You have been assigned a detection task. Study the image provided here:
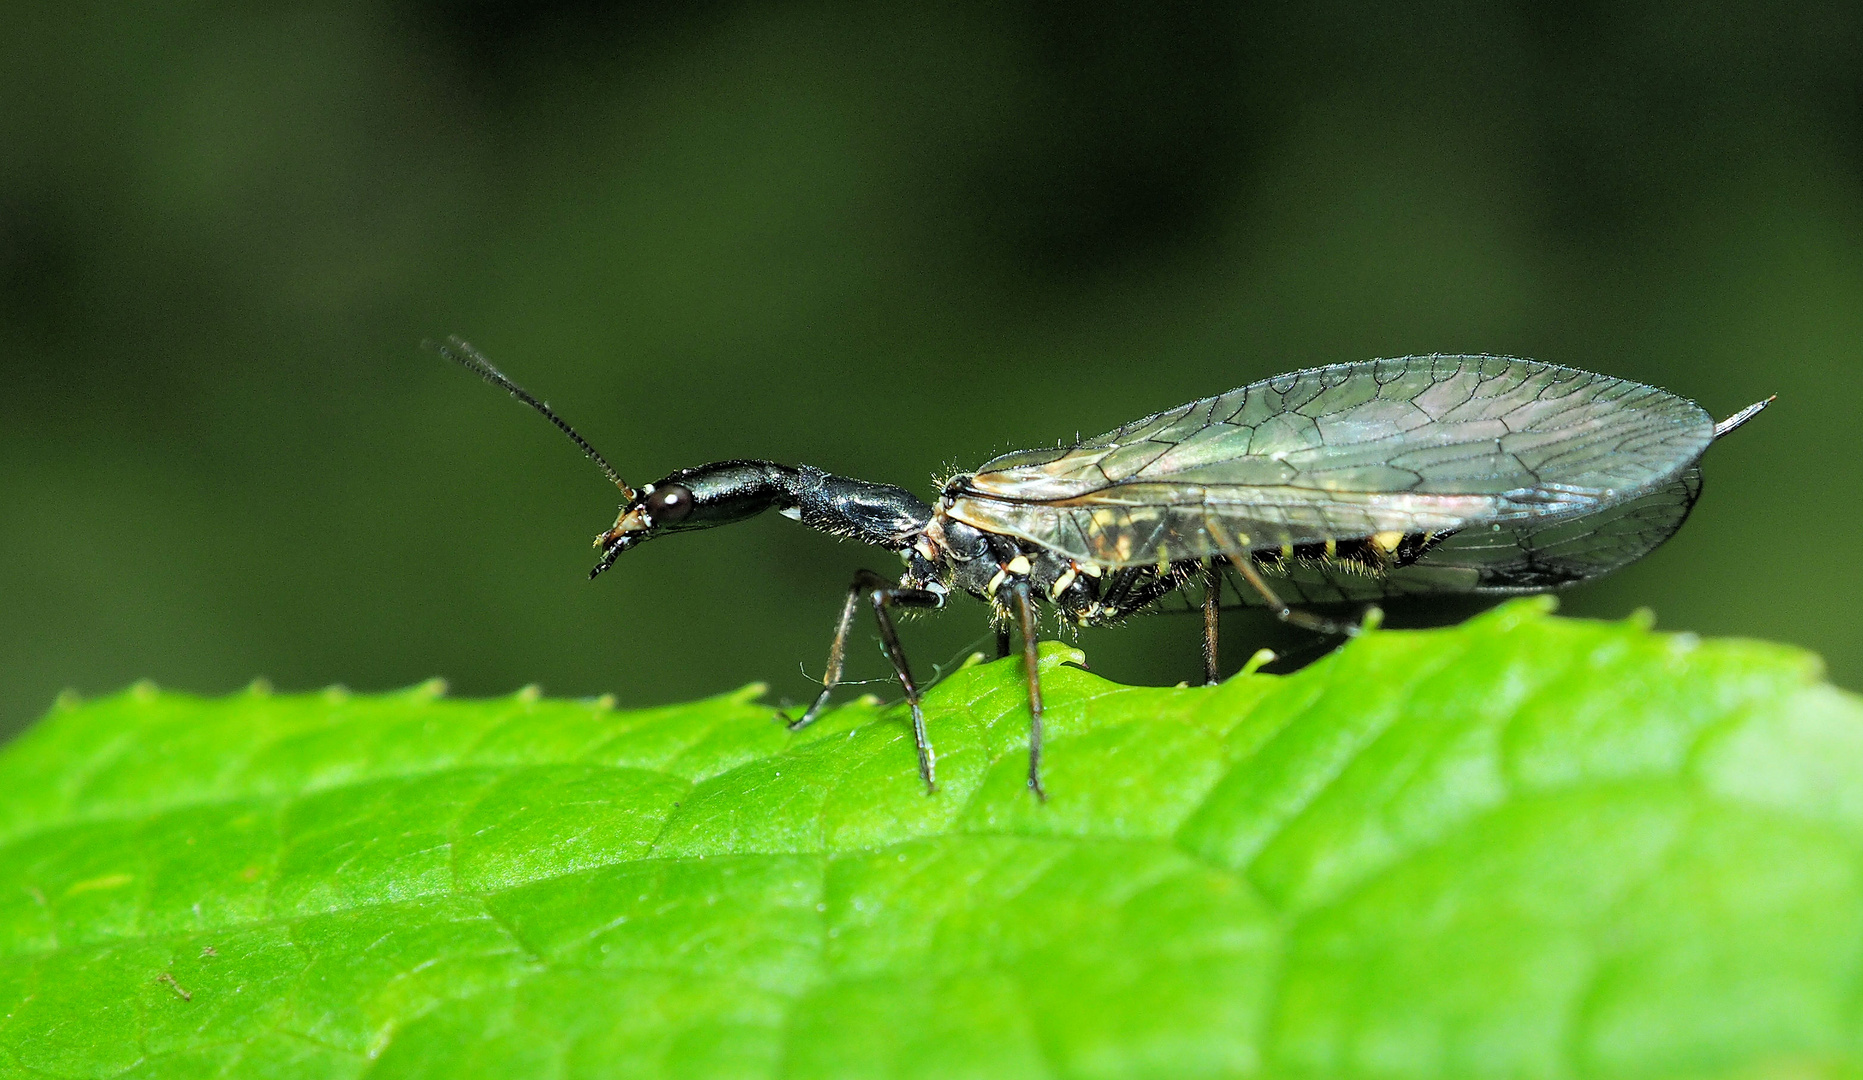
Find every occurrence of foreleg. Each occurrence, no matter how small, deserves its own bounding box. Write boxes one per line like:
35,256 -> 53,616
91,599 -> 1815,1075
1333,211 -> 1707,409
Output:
784,569 -> 944,792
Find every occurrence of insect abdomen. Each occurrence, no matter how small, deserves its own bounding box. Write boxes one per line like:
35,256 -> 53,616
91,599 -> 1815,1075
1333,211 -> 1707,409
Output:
1252,530 -> 1451,573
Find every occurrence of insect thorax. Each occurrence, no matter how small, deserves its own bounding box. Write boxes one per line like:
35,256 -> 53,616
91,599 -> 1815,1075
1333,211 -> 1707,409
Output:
911,512 -> 1185,625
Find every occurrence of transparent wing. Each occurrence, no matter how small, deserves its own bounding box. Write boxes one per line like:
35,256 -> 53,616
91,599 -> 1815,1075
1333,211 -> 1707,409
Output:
1216,467 -> 1704,605
947,354 -> 1715,568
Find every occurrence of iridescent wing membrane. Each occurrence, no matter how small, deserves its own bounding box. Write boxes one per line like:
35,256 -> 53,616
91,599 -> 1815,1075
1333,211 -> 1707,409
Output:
945,354 -> 1716,602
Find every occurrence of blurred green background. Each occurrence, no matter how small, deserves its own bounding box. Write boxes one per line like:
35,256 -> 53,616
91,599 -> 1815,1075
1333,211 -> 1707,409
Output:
2,2 -> 1858,740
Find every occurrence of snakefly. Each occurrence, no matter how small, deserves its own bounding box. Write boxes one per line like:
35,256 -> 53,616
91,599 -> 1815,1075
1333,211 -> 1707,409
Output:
437,341 -> 1771,801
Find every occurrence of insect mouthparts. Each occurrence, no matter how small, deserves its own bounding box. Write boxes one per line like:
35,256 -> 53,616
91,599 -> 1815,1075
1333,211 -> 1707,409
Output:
589,539 -> 626,579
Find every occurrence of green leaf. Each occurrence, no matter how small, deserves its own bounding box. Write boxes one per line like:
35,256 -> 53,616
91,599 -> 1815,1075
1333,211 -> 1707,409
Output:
2,597 -> 1861,1079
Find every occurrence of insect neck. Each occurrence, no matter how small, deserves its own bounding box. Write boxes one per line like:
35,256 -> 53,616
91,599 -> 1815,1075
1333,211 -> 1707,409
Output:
752,462 -> 934,550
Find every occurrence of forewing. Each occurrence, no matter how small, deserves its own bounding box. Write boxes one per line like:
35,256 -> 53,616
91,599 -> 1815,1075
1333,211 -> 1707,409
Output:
950,354 -> 1715,567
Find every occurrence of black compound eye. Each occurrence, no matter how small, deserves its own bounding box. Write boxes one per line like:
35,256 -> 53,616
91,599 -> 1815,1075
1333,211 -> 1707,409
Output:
644,483 -> 695,524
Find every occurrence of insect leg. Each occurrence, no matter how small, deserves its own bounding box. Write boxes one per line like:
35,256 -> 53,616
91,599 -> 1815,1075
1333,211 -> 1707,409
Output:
1204,519 -> 1357,637
1007,578 -> 1049,802
785,571 -> 943,792
1202,559 -> 1221,685
1227,554 -> 1358,636
865,579 -> 944,794
784,576 -> 868,732
995,626 -> 1012,660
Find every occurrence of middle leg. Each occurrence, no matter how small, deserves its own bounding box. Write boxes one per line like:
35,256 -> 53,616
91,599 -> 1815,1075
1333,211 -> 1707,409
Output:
1006,578 -> 1049,802
1202,558 -> 1221,685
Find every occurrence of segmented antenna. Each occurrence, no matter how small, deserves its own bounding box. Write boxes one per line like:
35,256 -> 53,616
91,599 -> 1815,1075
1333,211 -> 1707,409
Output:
429,336 -> 637,500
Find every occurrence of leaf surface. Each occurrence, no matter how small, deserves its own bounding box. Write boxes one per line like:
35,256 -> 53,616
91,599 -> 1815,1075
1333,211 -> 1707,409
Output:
2,598 -> 1860,1079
